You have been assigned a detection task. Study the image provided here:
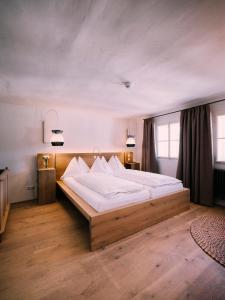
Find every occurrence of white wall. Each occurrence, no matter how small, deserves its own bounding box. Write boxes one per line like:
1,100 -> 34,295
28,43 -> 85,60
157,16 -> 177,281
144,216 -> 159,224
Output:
0,102 -> 128,203
134,118 -> 144,163
2,100 -> 225,203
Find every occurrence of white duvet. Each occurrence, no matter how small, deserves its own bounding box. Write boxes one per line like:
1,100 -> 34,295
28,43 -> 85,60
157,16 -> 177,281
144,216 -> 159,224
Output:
74,172 -> 144,198
114,169 -> 181,187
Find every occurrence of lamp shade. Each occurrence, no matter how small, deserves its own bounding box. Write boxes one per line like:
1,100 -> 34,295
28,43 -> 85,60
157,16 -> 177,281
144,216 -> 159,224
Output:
126,135 -> 135,147
51,130 -> 64,146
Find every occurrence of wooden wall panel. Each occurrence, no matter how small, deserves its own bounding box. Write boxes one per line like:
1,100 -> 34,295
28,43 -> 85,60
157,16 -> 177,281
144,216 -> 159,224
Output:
55,152 -> 125,179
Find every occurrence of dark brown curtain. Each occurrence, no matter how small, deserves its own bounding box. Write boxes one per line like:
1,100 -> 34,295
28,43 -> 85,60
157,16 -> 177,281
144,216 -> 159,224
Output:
142,118 -> 158,173
176,104 -> 213,205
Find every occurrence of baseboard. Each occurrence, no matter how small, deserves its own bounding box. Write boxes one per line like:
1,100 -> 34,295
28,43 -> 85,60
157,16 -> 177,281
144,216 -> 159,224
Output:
11,199 -> 37,207
215,199 -> 225,207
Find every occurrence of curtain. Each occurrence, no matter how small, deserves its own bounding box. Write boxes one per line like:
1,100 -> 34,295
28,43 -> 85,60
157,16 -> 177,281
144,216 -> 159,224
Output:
142,118 -> 158,173
176,104 -> 213,205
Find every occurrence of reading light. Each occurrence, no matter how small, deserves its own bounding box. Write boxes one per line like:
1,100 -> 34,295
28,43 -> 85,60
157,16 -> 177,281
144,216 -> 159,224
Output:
125,151 -> 133,162
42,154 -> 50,168
51,130 -> 64,146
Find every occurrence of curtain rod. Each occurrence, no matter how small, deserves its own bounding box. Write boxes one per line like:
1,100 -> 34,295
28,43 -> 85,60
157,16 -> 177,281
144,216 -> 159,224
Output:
145,98 -> 225,119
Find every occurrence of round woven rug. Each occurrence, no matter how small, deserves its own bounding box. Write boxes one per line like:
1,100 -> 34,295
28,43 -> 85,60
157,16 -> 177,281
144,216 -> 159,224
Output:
190,215 -> 225,267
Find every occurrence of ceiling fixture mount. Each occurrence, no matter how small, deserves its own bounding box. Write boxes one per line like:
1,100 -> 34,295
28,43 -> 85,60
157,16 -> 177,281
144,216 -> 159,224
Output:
122,81 -> 131,88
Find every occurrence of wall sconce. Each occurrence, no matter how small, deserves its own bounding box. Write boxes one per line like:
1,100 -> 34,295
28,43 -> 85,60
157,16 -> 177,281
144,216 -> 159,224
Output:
126,129 -> 135,147
43,109 -> 64,146
51,130 -> 64,146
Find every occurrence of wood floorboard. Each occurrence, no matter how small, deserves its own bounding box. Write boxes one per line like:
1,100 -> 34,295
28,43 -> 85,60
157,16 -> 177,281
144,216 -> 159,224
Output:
0,199 -> 225,300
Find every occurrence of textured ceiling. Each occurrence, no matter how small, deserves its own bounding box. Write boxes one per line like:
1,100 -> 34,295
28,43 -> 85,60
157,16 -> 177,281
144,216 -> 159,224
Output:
1,0 -> 225,116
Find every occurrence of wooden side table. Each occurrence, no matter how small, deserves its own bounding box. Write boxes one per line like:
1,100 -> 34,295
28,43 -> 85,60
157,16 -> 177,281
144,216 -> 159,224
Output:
0,168 -> 10,242
124,162 -> 140,170
37,168 -> 56,204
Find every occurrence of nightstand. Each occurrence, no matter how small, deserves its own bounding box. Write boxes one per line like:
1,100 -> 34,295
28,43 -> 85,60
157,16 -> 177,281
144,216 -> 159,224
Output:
124,162 -> 140,170
37,168 -> 56,204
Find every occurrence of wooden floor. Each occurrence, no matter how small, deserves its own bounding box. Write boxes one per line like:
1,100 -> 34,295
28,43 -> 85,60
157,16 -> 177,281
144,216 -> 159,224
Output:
0,199 -> 225,300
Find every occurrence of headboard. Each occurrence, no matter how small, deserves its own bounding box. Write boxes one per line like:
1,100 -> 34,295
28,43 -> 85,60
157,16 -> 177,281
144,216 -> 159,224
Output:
37,152 -> 125,180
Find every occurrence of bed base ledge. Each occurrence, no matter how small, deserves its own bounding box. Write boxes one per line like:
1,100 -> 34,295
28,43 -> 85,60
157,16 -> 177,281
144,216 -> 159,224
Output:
57,180 -> 190,251
89,188 -> 190,250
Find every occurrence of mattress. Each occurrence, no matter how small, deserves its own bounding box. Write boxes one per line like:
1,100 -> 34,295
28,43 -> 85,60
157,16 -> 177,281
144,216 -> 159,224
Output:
63,177 -> 184,212
147,183 -> 183,198
63,177 -> 150,212
113,169 -> 184,197
114,169 -> 182,187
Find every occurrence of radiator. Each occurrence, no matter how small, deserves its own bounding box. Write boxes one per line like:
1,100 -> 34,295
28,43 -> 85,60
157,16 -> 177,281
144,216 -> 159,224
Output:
214,169 -> 225,199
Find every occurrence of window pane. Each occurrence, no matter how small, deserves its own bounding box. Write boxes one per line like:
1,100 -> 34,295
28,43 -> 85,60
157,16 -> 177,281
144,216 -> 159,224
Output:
218,115 -> 225,138
170,123 -> 180,140
158,125 -> 168,141
170,141 -> 179,158
157,141 -> 169,157
217,139 -> 225,161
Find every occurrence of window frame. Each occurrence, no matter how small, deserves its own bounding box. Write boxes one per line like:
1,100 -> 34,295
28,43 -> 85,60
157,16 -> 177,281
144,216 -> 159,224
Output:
216,114 -> 225,163
156,122 -> 180,159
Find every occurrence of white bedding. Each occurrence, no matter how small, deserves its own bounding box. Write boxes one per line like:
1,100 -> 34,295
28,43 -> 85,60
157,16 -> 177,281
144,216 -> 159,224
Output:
62,177 -> 183,213
63,177 -> 150,212
149,183 -> 183,197
74,172 -> 143,198
113,169 -> 181,187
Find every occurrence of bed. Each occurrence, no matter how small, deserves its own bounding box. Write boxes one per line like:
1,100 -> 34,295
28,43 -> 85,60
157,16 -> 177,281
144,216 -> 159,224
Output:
37,152 -> 190,250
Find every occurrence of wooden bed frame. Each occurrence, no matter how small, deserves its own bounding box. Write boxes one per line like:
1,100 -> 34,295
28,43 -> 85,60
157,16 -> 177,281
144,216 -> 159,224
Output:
37,152 -> 190,250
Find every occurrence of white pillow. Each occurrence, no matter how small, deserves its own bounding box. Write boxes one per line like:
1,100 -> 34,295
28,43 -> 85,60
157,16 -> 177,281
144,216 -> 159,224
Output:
78,157 -> 90,173
108,156 -> 119,171
61,157 -> 81,179
115,155 -> 125,170
90,157 -> 106,173
101,156 -> 113,174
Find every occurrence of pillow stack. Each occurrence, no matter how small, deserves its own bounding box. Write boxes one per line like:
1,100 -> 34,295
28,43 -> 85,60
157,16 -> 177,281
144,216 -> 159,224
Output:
108,155 -> 125,171
61,155 -> 125,179
61,156 -> 90,179
90,156 -> 112,174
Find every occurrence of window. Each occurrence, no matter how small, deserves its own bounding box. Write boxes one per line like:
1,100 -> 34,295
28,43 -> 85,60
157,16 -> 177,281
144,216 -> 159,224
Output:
157,125 -> 169,157
157,123 -> 180,158
217,115 -> 225,162
170,123 -> 180,158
